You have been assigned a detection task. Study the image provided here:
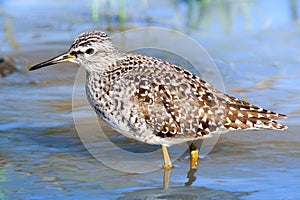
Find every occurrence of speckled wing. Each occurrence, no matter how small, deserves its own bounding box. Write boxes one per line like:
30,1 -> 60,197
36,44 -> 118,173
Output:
123,54 -> 227,138
116,54 -> 287,139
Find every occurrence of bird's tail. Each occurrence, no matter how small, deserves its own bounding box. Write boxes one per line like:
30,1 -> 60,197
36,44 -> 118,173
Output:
223,97 -> 287,131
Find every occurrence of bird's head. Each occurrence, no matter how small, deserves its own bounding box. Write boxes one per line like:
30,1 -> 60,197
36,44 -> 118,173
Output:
29,30 -> 123,72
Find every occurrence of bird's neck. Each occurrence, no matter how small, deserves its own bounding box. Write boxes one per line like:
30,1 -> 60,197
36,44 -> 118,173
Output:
85,56 -> 124,83
83,52 -> 126,74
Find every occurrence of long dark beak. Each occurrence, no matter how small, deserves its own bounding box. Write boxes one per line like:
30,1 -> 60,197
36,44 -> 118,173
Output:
29,52 -> 76,71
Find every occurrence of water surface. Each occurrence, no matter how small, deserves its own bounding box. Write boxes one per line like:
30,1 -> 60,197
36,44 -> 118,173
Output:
1,0 -> 300,199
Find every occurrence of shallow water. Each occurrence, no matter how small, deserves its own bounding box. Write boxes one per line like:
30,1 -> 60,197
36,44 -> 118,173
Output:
1,0 -> 300,199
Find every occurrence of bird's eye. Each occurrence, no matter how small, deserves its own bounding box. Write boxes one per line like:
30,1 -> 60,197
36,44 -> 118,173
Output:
69,51 -> 77,56
85,48 -> 95,55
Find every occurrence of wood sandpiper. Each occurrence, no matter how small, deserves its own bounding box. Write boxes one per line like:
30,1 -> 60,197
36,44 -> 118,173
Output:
29,30 -> 287,169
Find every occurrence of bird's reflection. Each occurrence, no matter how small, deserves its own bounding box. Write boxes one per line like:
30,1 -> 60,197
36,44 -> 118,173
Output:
163,168 -> 172,189
163,162 -> 199,189
163,142 -> 199,188
185,168 -> 198,186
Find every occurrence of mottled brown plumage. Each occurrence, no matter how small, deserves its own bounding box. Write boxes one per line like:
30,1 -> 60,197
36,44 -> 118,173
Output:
29,30 -> 287,168
83,49 -> 287,147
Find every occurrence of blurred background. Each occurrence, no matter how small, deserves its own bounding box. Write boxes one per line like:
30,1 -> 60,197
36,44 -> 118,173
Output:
0,0 -> 300,199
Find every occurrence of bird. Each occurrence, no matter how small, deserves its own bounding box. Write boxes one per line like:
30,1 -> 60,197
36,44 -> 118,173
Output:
29,30 -> 287,169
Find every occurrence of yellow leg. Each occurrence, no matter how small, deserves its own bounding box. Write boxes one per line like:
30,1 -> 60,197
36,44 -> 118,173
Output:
189,143 -> 199,169
162,145 -> 172,169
